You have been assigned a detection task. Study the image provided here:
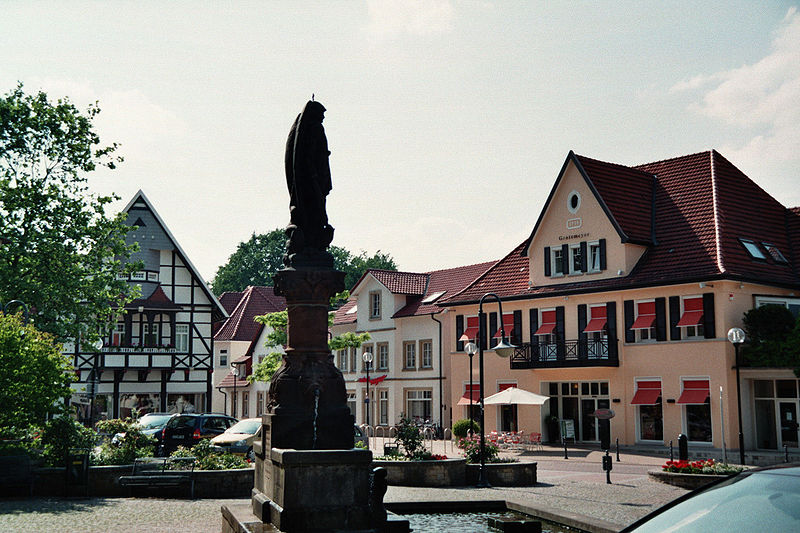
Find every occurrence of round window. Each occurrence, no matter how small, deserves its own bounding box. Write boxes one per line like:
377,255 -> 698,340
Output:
567,190 -> 581,213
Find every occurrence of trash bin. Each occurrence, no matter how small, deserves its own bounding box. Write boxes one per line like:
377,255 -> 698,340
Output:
65,448 -> 90,497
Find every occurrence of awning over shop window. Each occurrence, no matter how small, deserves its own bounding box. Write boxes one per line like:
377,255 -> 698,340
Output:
676,297 -> 704,327
534,310 -> 557,335
631,380 -> 661,405
493,314 -> 515,338
459,316 -> 480,342
583,306 -> 607,333
631,301 -> 656,329
677,380 -> 710,404
457,386 -> 481,406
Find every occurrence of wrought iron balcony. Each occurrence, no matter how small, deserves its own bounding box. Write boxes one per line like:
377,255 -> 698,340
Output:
510,338 -> 619,369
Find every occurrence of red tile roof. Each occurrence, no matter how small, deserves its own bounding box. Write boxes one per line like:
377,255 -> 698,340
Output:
333,298 -> 358,326
366,270 -> 429,295
218,291 -> 244,314
217,355 -> 252,388
448,150 -> 800,304
214,286 -> 286,342
393,261 -> 496,318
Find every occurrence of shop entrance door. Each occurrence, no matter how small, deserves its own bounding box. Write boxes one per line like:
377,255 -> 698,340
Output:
580,398 -> 610,442
779,402 -> 799,448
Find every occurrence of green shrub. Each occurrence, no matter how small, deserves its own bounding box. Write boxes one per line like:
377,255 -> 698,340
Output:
92,418 -> 155,465
169,439 -> 249,470
395,415 -> 424,459
40,417 -> 97,467
452,418 -> 479,439
455,437 -> 516,464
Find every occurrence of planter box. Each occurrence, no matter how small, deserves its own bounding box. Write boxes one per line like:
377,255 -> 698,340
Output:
466,462 -> 537,486
372,458 -> 537,487
648,470 -> 734,490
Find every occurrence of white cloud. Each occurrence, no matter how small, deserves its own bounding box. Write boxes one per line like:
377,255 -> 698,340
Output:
673,8 -> 800,164
366,0 -> 453,38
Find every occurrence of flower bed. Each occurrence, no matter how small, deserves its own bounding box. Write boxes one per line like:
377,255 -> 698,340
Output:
649,459 -> 743,490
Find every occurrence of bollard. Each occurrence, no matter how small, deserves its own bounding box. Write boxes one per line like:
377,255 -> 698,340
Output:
785,444 -> 790,463
678,433 -> 688,461
616,437 -> 620,462
564,439 -> 568,460
602,449 -> 612,484
669,440 -> 673,462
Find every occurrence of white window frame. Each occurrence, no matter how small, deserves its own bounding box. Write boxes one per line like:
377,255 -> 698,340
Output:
403,342 -> 416,370
111,323 -> 125,346
634,378 -> 663,443
219,350 -> 228,367
420,340 -> 433,369
338,349 -> 348,372
635,299 -> 657,342
143,322 -> 159,346
131,271 -> 146,281
588,241 -> 601,272
378,343 -> 389,370
680,296 -> 705,339
147,271 -> 159,282
569,244 -> 582,275
369,291 -> 381,319
116,272 -> 128,280
175,324 -> 190,352
552,248 -> 565,277
405,389 -> 432,422
379,389 -> 389,425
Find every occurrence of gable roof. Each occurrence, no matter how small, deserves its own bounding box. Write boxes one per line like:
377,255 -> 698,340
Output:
448,150 -> 800,304
521,151 -> 655,256
353,269 -> 430,296
122,190 -> 227,320
214,286 -> 286,342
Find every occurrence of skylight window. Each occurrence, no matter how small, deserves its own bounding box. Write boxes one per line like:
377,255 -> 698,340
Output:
762,242 -> 788,264
346,304 -> 358,315
421,291 -> 446,304
739,238 -> 766,260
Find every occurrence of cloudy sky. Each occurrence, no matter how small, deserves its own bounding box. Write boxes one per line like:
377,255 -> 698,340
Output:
2,1 -> 798,284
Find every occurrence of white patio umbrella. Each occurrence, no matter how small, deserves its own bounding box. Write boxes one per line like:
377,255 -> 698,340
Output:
482,386 -> 549,405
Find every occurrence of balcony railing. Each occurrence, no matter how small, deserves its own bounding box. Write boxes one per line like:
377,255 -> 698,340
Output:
101,345 -> 177,353
510,338 -> 619,369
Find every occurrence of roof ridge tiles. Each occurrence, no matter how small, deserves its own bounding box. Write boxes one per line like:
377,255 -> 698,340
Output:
632,149 -> 713,169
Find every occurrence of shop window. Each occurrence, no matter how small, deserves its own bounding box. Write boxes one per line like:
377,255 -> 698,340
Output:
632,380 -> 662,442
678,379 -> 711,443
406,390 -> 432,422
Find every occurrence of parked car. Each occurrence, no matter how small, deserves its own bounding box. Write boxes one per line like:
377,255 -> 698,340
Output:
210,418 -> 262,460
159,413 -> 237,456
354,424 -> 368,448
621,464 -> 800,532
112,412 -> 173,447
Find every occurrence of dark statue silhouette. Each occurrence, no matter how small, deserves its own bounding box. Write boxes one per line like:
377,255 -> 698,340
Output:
284,100 -> 334,268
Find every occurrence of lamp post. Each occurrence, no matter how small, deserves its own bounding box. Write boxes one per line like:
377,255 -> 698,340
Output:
476,293 -> 516,488
1,300 -> 30,323
362,351 -> 373,428
88,338 -> 103,428
464,342 -> 478,437
231,363 -> 240,418
728,327 -> 746,465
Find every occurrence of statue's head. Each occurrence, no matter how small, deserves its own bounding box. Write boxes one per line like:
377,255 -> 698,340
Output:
304,101 -> 326,123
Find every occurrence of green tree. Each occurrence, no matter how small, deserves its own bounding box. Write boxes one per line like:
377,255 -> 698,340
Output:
742,304 -> 800,376
0,312 -> 75,431
0,84 -> 138,342
211,228 -> 397,294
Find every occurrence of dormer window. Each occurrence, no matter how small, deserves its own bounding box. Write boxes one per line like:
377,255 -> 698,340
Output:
739,238 -> 766,260
544,239 -> 605,278
762,242 -> 788,264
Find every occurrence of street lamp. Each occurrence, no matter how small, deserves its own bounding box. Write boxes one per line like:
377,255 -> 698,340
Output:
231,363 -> 240,418
1,300 -> 30,323
464,342 -> 478,437
88,338 -> 103,427
477,293 -> 516,487
362,351 -> 374,428
728,327 -> 746,465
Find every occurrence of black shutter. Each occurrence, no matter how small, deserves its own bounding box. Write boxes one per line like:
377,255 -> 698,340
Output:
513,310 -> 522,345
561,244 -> 569,274
555,306 -> 565,360
703,293 -> 716,338
577,304 -> 588,359
580,241 -> 588,272
479,312 -> 487,351
544,247 -> 551,276
655,297 -> 667,341
529,308 -> 539,361
624,299 -> 635,343
456,314 -> 464,352
489,312 -> 498,349
606,302 -> 618,360
599,238 -> 607,271
669,296 -> 681,341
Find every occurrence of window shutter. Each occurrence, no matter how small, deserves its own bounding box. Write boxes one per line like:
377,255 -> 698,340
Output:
606,301 -> 618,359
577,304 -> 587,359
580,241 -> 588,272
456,314 -> 464,352
669,296 -> 681,341
599,238 -> 607,270
555,306 -> 565,360
479,312 -> 487,351
624,299 -> 635,343
561,244 -> 569,273
655,297 -> 667,341
529,308 -> 538,344
513,310 -> 522,345
489,312 -> 498,349
544,247 -> 551,276
703,293 -> 716,338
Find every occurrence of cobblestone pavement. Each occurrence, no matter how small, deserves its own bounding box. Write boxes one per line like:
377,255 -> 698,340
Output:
0,443 -> 686,532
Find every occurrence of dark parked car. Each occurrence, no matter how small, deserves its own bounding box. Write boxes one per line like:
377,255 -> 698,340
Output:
159,413 -> 237,455
112,412 -> 173,447
621,464 -> 800,532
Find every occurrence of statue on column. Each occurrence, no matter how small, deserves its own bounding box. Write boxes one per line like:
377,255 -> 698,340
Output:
284,100 -> 335,268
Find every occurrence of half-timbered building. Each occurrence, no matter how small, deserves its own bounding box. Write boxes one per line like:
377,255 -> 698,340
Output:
69,190 -> 227,421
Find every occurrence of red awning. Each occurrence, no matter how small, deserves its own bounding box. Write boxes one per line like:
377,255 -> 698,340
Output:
631,381 -> 661,405
460,316 -> 480,342
584,306 -> 607,333
677,380 -> 710,404
357,374 -> 387,386
457,390 -> 481,406
493,314 -> 515,338
631,301 -> 656,330
535,310 -> 556,335
677,298 -> 704,327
